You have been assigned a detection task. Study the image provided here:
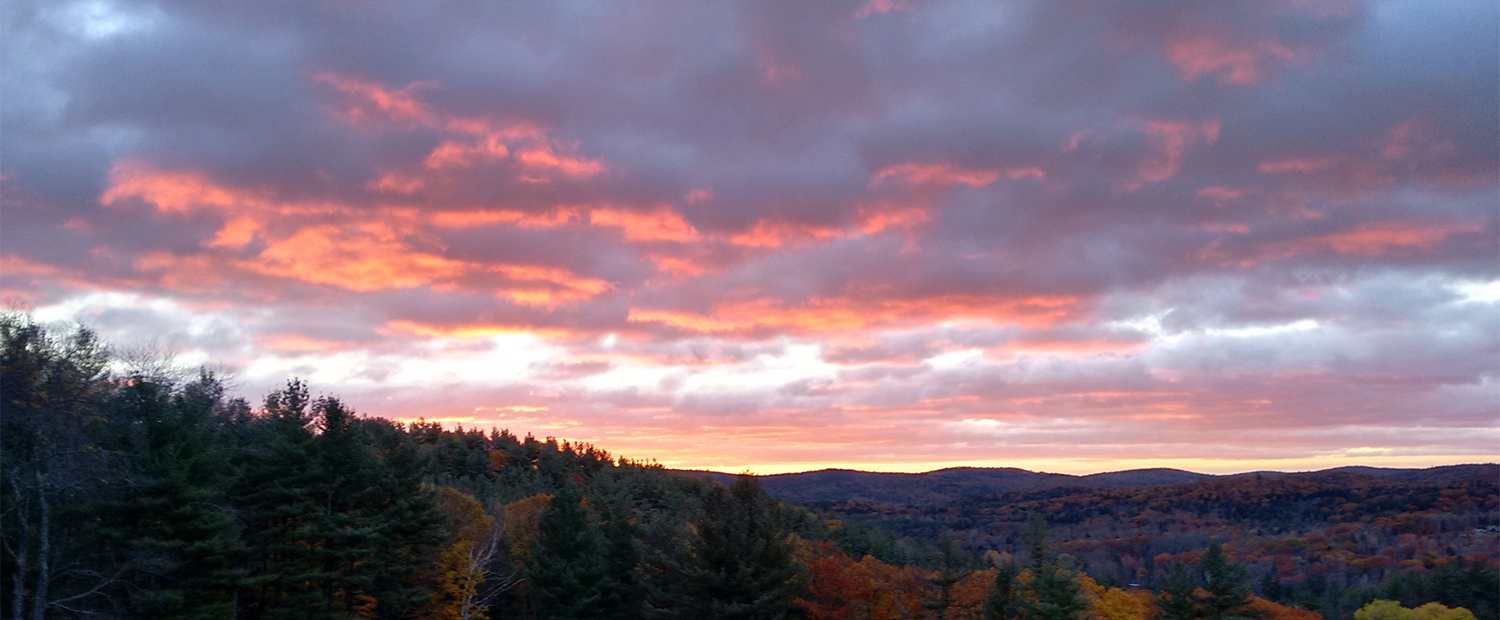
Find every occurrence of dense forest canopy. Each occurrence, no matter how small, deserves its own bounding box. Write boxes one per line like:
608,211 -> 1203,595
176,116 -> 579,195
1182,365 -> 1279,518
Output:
2,314 -> 1495,620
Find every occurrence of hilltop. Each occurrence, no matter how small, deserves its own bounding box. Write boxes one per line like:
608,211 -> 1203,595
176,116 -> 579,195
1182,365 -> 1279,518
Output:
680,463 -> 1498,505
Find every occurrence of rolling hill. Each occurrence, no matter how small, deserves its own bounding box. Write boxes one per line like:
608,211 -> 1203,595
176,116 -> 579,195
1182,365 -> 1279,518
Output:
679,463 -> 1497,505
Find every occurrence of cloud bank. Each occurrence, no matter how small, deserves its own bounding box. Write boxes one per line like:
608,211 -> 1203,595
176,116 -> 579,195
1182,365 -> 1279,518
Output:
3,0 -> 1496,473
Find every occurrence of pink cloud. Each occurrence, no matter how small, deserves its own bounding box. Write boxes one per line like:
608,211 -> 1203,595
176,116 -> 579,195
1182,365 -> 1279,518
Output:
6,0 -> 1494,475
315,72 -> 433,125
590,206 -> 701,242
1258,156 -> 1345,174
1136,119 -> 1220,183
1165,35 -> 1297,85
871,162 -> 1004,188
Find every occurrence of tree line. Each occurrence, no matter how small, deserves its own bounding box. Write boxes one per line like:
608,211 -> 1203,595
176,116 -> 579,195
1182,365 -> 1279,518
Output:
2,314 -> 1491,620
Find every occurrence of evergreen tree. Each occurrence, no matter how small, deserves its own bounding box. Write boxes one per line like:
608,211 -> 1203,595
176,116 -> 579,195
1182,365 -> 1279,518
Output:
363,420 -> 446,619
653,477 -> 800,620
309,396 -> 382,615
1201,541 -> 1259,620
595,484 -> 646,620
101,372 -> 244,620
1016,514 -> 1086,620
1157,541 -> 1260,620
233,380 -> 334,619
1157,562 -> 1202,620
983,560 -> 1021,620
529,482 -> 608,619
928,535 -> 976,619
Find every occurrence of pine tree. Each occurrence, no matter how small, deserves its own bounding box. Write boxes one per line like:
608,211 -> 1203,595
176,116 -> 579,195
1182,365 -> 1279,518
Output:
529,482 -> 608,619
928,535 -> 975,619
1157,541 -> 1260,620
653,477 -> 800,620
1016,514 -> 1086,620
595,484 -> 645,620
363,421 -> 446,619
310,396 -> 380,615
983,561 -> 1021,620
233,380 -> 338,620
1201,541 -> 1260,620
1157,562 -> 1202,620
101,372 -> 244,620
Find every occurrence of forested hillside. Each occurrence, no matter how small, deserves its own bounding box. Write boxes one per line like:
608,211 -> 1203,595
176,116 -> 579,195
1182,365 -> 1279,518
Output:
686,465 -> 1496,506
802,472 -> 1499,620
3,314 -> 1495,620
685,467 -> 1217,506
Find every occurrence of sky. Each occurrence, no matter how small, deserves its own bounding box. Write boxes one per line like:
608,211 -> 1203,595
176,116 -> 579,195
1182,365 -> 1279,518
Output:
2,0 -> 1497,475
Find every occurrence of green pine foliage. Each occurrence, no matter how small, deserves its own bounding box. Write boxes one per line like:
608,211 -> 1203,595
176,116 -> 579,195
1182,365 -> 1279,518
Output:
648,477 -> 801,620
530,482 -> 608,619
1016,514 -> 1087,620
99,373 -> 244,619
983,560 -> 1021,620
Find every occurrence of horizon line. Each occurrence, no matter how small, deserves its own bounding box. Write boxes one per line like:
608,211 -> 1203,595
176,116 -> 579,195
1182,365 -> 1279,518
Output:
675,462 -> 1500,478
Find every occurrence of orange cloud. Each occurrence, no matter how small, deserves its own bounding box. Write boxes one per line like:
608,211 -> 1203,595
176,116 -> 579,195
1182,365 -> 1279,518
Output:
368,170 -> 426,194
871,163 -> 1002,187
646,254 -> 709,277
205,216 -> 260,249
256,333 -> 360,353
97,160 -> 625,302
515,147 -> 606,178
590,207 -> 701,242
1315,222 -> 1479,255
0,254 -> 159,296
133,251 -> 231,292
493,264 -> 613,306
102,161 -> 486,292
1197,221 -> 1480,267
628,294 -> 1082,337
102,161 -> 247,214
729,219 -> 846,248
102,160 -> 346,224
984,338 -> 1149,358
246,224 -> 473,291
425,137 -> 510,169
315,72 -> 432,125
429,208 -> 578,229
1,255 -> 63,277
857,205 -> 931,235
382,319 -> 567,339
315,72 -> 606,183
429,210 -> 528,227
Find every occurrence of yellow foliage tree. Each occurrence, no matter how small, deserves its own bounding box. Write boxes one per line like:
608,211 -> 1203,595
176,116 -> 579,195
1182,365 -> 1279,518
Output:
423,487 -> 519,620
1357,601 -> 1418,620
1413,603 -> 1478,620
1091,587 -> 1150,620
503,493 -> 552,563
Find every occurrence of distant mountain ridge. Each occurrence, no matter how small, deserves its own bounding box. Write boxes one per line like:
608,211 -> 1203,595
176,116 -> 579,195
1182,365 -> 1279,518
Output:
677,463 -> 1498,506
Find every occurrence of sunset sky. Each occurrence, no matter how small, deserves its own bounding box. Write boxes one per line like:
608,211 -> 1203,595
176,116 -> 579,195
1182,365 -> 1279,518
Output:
3,0 -> 1496,474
